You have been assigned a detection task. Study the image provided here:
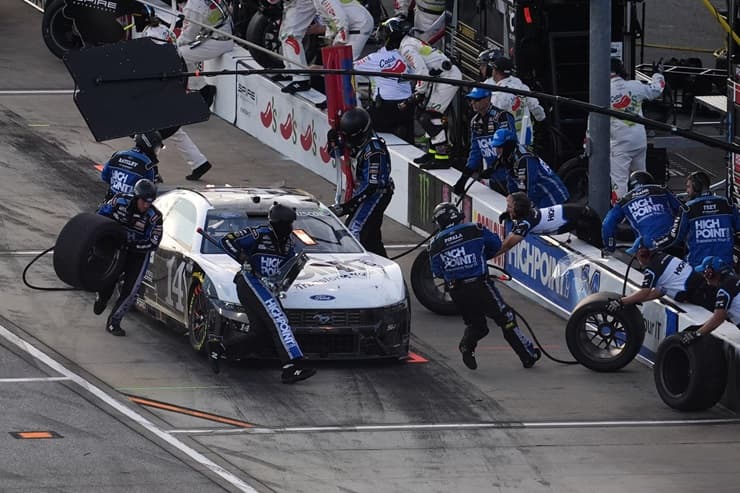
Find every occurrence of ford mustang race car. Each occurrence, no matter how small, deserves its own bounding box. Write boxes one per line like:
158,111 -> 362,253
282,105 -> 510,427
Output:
135,187 -> 410,360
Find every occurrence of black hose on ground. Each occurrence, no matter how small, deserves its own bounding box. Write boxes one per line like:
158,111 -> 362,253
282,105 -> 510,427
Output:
22,246 -> 80,291
512,306 -> 578,365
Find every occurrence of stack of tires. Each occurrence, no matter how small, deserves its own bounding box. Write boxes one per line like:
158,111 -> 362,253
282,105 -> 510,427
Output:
53,213 -> 126,292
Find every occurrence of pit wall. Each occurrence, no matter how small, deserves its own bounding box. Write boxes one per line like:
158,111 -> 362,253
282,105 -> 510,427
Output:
207,47 -> 740,410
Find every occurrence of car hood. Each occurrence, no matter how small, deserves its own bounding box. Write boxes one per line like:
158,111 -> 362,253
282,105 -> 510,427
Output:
194,253 -> 406,309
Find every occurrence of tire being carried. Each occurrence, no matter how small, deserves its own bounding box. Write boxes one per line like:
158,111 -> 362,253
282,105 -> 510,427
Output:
41,0 -> 83,59
410,250 -> 458,316
653,332 -> 727,411
565,291 -> 646,372
53,212 -> 126,292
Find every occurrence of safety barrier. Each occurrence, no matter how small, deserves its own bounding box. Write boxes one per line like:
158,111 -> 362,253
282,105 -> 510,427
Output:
207,47 -> 740,410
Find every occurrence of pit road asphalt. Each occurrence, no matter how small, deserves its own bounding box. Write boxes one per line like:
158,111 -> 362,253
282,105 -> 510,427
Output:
1,2 -> 740,492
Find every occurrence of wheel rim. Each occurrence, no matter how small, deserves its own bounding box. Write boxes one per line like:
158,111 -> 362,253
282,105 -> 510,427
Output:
189,284 -> 210,350
661,346 -> 691,396
87,236 -> 122,280
421,263 -> 453,305
576,311 -> 630,361
50,9 -> 83,52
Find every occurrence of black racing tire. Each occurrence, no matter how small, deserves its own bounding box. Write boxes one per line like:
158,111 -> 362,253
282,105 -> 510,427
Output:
187,279 -> 220,353
565,291 -> 646,372
53,213 -> 126,292
245,11 -> 283,69
653,333 -> 727,411
410,251 -> 458,316
557,156 -> 589,205
41,0 -> 83,59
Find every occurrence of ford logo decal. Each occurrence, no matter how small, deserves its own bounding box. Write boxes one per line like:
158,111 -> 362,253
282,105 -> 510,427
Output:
310,294 -> 336,301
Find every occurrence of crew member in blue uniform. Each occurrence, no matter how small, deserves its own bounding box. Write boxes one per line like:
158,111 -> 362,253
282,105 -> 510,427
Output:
95,179 -> 163,337
427,202 -> 541,370
656,171 -> 740,268
497,192 -> 603,255
679,256 -> 740,345
101,132 -> 162,200
453,88 -> 517,196
484,128 -> 569,207
601,170 -> 681,253
221,202 -> 316,384
328,108 -> 394,257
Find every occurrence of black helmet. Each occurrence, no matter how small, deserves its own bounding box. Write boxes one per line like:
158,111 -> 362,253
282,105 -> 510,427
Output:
133,178 -> 157,202
610,57 -> 627,78
627,171 -> 655,191
687,171 -> 710,198
477,48 -> 503,79
432,202 -> 463,230
339,108 -> 372,147
378,16 -> 411,48
134,131 -> 163,158
492,56 -> 514,75
269,202 -> 296,240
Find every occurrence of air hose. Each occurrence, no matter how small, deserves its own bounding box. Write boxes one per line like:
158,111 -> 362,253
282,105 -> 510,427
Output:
22,246 -> 80,291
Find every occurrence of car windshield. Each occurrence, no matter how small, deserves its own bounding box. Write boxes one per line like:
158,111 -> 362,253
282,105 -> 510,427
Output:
201,207 -> 364,254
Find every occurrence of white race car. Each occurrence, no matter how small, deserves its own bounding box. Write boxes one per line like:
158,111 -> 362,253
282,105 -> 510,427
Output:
136,187 -> 410,360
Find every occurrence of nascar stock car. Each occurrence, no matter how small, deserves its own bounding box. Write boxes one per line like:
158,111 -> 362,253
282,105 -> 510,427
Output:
135,186 -> 410,360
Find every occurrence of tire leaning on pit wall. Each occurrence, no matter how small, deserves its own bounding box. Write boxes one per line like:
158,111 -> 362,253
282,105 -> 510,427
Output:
565,291 -> 646,372
409,250 -> 458,316
245,11 -> 283,69
653,333 -> 727,411
41,0 -> 83,59
53,212 -> 126,292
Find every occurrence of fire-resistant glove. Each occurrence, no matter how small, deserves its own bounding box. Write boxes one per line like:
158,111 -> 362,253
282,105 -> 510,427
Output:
453,170 -> 472,196
329,203 -> 346,217
327,128 -> 342,153
498,211 -> 511,224
680,329 -> 702,346
605,298 -> 624,313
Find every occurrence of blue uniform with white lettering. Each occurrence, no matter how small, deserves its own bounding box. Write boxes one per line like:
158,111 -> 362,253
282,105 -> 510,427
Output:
101,147 -> 157,200
504,150 -> 569,207
221,225 -> 304,362
428,222 -> 538,365
655,192 -> 740,267
465,106 -> 517,178
339,135 -> 394,257
602,184 -> 681,252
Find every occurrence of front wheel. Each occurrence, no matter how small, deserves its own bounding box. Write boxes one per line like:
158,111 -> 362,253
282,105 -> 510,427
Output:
188,279 -> 220,353
565,291 -> 646,372
410,251 -> 458,315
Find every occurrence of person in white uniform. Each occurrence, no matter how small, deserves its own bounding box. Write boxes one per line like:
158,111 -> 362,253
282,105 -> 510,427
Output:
393,0 -> 446,43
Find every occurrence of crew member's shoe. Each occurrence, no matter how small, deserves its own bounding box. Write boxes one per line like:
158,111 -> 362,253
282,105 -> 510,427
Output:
459,345 -> 477,370
93,294 -> 108,315
413,152 -> 435,165
522,348 -> 542,369
420,160 -> 451,170
106,323 -> 126,337
186,161 -> 212,181
207,336 -> 226,374
270,74 -> 292,82
199,84 -> 217,107
281,81 -> 311,94
281,363 -> 317,384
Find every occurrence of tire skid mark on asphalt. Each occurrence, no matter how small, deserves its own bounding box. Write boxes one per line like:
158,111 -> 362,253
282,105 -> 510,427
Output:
166,417 -> 740,436
126,394 -> 255,429
0,321 -> 260,493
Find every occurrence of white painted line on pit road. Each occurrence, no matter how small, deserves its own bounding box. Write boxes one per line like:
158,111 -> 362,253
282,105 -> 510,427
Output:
0,322 -> 259,493
0,251 -> 46,256
0,90 -> 74,95
167,417 -> 740,435
0,376 -> 71,383
21,0 -> 44,12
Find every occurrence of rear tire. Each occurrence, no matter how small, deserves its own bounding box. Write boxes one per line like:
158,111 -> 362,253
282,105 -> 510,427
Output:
654,333 -> 727,411
410,251 -> 458,315
53,213 -> 125,292
41,0 -> 83,59
565,291 -> 646,372
246,11 -> 283,69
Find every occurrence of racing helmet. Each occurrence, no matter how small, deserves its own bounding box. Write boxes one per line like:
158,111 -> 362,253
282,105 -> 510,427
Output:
627,171 -> 655,191
133,178 -> 157,202
269,202 -> 297,240
339,108 -> 372,148
687,171 -> 710,198
134,131 -> 164,158
477,48 -> 503,79
492,56 -> 514,75
378,16 -> 411,48
432,202 -> 463,230
610,57 -> 627,78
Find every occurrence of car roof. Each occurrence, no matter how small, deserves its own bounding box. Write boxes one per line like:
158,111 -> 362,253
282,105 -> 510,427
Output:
173,186 -> 321,214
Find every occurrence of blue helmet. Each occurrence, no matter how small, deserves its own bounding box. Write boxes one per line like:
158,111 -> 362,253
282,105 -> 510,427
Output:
465,87 -> 491,100
491,128 -> 517,146
695,256 -> 732,275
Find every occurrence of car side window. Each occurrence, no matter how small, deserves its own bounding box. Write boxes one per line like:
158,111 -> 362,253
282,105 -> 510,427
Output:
166,199 -> 198,249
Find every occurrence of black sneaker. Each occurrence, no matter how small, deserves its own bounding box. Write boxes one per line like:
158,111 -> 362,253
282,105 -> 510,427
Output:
106,323 -> 126,337
281,364 -> 317,384
281,81 -> 311,94
93,294 -> 107,315
199,84 -> 217,107
186,161 -> 212,181
420,160 -> 451,170
270,74 -> 292,82
522,348 -> 542,369
460,347 -> 477,370
207,336 -> 225,374
413,152 -> 434,165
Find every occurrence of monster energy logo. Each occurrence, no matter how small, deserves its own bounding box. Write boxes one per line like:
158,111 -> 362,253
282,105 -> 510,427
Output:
418,172 -> 432,226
